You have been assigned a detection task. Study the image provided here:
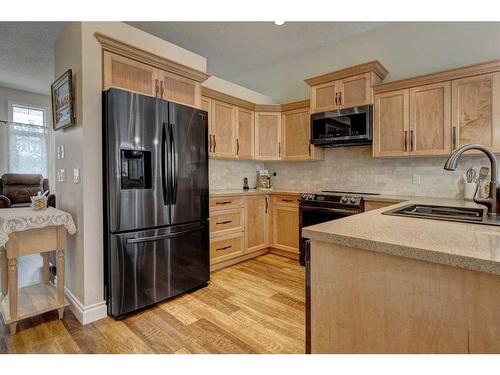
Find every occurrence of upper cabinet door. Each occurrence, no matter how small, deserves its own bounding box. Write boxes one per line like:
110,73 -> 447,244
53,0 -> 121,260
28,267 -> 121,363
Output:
211,100 -> 236,158
103,51 -> 159,97
236,107 -> 254,160
311,81 -> 339,113
158,70 -> 201,108
409,82 -> 451,156
255,112 -> 282,160
373,89 -> 410,157
282,107 -> 312,160
337,73 -> 372,109
452,72 -> 500,153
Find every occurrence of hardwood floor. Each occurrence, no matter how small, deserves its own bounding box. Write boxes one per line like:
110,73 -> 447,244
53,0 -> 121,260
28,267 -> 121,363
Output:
0,254 -> 305,354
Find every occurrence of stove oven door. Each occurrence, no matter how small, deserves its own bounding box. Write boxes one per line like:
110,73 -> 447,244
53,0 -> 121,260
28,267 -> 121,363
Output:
298,204 -> 359,266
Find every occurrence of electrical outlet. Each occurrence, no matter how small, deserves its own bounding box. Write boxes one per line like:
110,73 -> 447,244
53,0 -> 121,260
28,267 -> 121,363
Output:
60,145 -> 65,159
412,174 -> 421,185
73,168 -> 80,184
56,146 -> 61,160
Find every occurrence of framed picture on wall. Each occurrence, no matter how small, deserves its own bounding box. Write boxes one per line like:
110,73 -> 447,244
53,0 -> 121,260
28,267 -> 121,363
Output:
51,69 -> 75,130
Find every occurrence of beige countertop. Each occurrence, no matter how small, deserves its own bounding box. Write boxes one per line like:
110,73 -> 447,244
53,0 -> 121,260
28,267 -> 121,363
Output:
302,197 -> 500,276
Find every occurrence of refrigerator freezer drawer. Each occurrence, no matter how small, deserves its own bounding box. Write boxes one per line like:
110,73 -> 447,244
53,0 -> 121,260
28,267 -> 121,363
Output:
106,221 -> 209,317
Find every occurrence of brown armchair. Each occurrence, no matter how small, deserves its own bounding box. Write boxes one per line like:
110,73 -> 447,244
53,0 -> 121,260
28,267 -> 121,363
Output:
0,174 -> 56,209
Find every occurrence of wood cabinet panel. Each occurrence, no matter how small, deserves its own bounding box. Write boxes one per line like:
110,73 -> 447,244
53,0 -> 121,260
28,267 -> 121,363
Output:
282,107 -> 312,160
103,51 -> 158,96
246,195 -> 269,252
451,72 -> 500,152
255,112 -> 282,160
338,73 -> 372,108
409,82 -> 451,156
209,196 -> 242,210
311,82 -> 337,113
373,89 -> 410,157
209,208 -> 244,237
211,100 -> 236,158
364,200 -> 400,212
158,70 -> 200,108
236,107 -> 254,159
272,205 -> 299,254
210,232 -> 244,263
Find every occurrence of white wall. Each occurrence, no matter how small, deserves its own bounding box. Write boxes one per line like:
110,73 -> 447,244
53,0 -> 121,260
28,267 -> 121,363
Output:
231,22 -> 500,102
0,87 -> 55,190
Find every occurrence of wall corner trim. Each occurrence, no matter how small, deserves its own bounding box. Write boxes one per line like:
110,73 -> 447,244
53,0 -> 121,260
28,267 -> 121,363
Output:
65,287 -> 107,325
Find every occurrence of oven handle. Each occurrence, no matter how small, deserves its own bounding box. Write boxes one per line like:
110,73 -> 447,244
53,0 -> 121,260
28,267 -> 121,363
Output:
299,205 -> 361,216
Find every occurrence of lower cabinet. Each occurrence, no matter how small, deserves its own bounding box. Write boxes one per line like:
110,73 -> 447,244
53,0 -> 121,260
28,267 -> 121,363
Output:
271,199 -> 300,256
209,193 -> 300,270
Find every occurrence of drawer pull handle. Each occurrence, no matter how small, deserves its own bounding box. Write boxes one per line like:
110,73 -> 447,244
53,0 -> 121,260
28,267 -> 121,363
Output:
216,220 -> 232,225
216,201 -> 232,205
216,245 -> 232,251
282,199 -> 293,202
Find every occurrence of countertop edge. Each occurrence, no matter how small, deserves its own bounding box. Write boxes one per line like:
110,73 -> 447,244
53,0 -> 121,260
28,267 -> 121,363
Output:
303,229 -> 500,276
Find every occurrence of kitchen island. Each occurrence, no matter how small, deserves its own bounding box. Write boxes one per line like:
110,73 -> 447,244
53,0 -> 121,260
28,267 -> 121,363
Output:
302,197 -> 500,353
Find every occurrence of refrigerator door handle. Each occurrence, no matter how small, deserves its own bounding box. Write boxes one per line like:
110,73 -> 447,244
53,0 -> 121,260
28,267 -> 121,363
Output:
168,122 -> 178,205
126,225 -> 205,244
161,122 -> 170,205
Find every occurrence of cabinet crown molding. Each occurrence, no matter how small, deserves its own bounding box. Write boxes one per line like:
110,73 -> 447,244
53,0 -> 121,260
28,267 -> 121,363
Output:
304,60 -> 389,86
373,59 -> 500,94
255,104 -> 282,112
201,87 -> 256,111
95,32 -> 211,83
281,99 -> 310,112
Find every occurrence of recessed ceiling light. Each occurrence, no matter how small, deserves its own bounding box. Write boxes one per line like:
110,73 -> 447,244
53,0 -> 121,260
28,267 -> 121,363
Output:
274,21 -> 285,26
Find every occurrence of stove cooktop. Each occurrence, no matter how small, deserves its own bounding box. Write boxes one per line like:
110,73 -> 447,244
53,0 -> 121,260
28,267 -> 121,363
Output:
321,190 -> 380,196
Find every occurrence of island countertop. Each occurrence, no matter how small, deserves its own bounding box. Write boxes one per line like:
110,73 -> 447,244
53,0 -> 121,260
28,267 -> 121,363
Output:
302,197 -> 500,275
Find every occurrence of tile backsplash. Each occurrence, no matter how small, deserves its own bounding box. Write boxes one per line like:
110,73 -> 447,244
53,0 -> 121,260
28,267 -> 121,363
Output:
266,146 -> 494,199
209,158 -> 265,190
209,146 -> 496,199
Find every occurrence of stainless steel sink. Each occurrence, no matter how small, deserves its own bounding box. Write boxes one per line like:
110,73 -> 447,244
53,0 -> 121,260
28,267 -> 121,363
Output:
381,204 -> 500,226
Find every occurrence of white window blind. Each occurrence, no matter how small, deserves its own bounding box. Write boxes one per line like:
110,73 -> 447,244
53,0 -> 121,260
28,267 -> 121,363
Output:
8,104 -> 49,177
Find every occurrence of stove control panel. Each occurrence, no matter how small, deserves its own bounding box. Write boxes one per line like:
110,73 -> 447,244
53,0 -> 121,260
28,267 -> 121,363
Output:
300,193 -> 362,207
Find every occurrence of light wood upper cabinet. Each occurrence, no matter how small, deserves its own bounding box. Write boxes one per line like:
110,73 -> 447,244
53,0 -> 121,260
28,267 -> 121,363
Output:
409,82 -> 451,156
103,51 -> 159,97
246,195 -> 269,253
373,89 -> 410,157
210,100 -> 236,158
282,107 -> 313,160
338,73 -> 372,109
236,107 -> 254,159
452,72 -> 500,152
311,81 -> 338,113
255,112 -> 282,160
158,70 -> 201,108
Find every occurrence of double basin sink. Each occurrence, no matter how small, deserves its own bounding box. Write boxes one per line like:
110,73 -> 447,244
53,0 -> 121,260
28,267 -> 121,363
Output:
383,204 -> 500,227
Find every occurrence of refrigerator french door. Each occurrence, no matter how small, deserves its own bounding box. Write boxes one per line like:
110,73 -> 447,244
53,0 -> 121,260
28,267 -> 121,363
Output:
103,88 -> 209,317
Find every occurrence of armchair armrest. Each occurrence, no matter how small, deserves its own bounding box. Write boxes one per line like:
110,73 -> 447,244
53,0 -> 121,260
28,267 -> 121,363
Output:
47,194 -> 56,208
0,194 -> 11,208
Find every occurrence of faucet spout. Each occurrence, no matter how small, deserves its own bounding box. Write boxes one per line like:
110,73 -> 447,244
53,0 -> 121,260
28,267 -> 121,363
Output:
444,144 -> 499,216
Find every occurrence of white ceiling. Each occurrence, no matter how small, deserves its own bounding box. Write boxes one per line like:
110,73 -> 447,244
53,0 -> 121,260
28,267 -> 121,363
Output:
0,22 -> 66,95
127,22 -> 388,82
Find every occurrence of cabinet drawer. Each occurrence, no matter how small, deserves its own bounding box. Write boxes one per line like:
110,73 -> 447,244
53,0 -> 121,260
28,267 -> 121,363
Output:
272,194 -> 300,206
209,196 -> 243,210
210,208 -> 243,236
210,232 -> 244,263
364,200 -> 400,211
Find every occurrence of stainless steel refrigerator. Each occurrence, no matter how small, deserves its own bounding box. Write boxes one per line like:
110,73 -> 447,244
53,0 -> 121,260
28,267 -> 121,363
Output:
102,88 -> 209,318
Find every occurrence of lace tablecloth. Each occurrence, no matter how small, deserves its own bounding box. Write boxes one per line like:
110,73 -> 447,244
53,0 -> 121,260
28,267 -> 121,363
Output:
0,207 -> 76,248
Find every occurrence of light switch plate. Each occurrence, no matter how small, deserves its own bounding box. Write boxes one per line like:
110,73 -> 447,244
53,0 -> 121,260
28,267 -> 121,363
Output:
56,146 -> 61,160
73,168 -> 80,184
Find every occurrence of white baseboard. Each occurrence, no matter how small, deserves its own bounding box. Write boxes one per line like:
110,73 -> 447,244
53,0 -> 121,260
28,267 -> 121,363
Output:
64,287 -> 107,325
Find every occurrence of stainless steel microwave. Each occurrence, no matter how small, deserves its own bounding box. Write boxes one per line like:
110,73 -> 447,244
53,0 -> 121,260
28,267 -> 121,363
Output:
310,105 -> 372,147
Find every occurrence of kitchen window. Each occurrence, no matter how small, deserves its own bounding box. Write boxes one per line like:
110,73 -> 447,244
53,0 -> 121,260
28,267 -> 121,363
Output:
8,102 -> 50,177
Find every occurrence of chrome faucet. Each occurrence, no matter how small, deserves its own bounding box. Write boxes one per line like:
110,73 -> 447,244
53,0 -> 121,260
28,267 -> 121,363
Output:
444,144 -> 500,216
